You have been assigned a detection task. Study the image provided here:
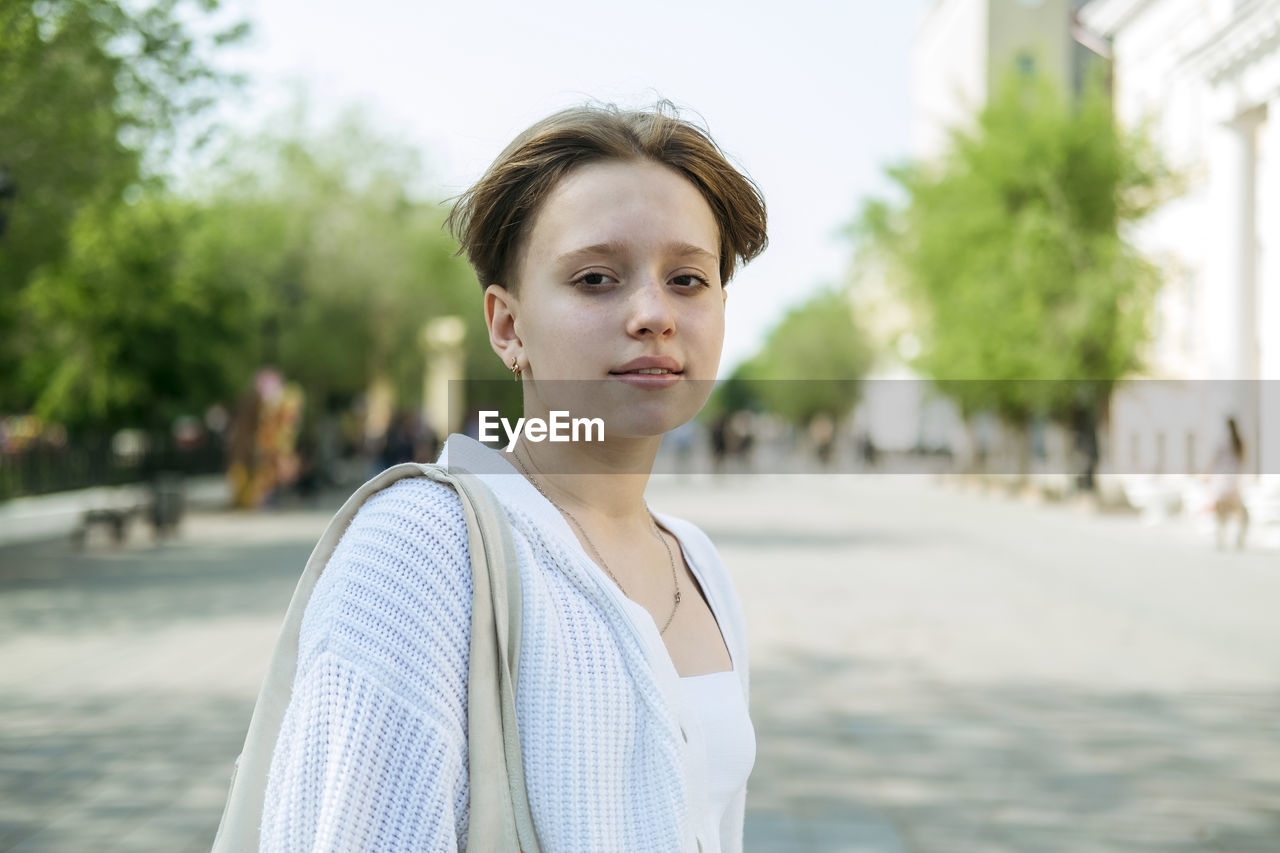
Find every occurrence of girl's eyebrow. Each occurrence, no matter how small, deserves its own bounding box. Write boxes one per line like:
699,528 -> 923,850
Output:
555,241 -> 718,266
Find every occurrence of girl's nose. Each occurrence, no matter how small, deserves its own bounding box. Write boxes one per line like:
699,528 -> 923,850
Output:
625,275 -> 677,339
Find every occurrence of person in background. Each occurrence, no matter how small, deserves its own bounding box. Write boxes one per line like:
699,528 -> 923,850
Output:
378,410 -> 419,469
1208,416 -> 1248,550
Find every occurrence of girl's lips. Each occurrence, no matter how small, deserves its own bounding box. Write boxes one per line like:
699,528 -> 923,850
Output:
611,356 -> 683,373
609,370 -> 683,388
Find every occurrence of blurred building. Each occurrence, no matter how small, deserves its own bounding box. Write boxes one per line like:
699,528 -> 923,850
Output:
1080,0 -> 1279,521
913,0 -> 1105,159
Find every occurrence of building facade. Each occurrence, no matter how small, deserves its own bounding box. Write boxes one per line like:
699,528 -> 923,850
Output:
913,0 -> 1100,158
1080,0 -> 1279,512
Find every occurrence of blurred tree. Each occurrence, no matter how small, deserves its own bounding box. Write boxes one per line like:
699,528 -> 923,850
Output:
194,112 -> 503,427
712,288 -> 872,427
701,360 -> 763,424
18,107 -> 497,433
0,0 -> 246,410
21,194 -> 259,429
855,68 -> 1178,451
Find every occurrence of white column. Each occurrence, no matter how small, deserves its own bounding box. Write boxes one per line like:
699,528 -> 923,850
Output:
421,316 -> 467,440
1258,102 -> 1280,476
1206,114 -> 1259,380
1206,112 -> 1261,472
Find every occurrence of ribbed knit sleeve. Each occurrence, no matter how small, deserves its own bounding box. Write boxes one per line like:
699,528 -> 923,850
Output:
259,477 -> 474,852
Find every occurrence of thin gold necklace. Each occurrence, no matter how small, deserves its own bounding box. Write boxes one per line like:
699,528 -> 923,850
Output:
511,445 -> 682,634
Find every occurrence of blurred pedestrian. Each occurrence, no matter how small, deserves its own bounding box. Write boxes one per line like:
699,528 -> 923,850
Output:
226,388 -> 264,509
729,410 -> 754,469
857,430 -> 878,469
1208,417 -> 1248,550
668,419 -> 696,474
415,417 -> 440,463
1072,406 -> 1098,492
809,413 -> 835,468
378,410 -> 418,469
709,412 -> 731,474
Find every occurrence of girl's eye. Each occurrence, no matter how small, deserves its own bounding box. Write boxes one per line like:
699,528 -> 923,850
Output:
572,272 -> 613,287
672,274 -> 712,289
571,272 -> 712,289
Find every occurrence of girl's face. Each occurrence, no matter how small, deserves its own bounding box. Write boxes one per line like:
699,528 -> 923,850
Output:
486,158 -> 726,438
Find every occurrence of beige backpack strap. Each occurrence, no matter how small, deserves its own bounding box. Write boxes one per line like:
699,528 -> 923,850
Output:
211,462 -> 539,852
443,466 -> 541,853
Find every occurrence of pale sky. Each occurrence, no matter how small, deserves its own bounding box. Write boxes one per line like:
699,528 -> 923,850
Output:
216,0 -> 931,374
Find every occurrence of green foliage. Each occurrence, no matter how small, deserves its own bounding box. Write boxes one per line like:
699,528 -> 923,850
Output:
0,0 -> 246,409
14,102 -> 500,430
712,288 -> 872,426
856,67 -> 1178,423
702,360 -> 762,423
0,0 -> 556,434
200,114 -> 503,420
21,193 -> 259,428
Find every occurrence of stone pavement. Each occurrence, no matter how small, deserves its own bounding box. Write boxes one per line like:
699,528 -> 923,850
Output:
0,474 -> 1277,851
651,474 -> 1280,852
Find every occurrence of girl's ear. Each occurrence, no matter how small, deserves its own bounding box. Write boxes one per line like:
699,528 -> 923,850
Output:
485,284 -> 522,365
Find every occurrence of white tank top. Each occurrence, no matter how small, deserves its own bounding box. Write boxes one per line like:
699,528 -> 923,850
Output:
607,535 -> 757,851
678,668 -> 757,852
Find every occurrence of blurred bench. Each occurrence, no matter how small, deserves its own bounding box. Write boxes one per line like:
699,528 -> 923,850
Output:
73,503 -> 144,547
70,474 -> 186,548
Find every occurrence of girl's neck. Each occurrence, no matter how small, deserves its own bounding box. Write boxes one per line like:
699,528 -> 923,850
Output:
511,434 -> 660,524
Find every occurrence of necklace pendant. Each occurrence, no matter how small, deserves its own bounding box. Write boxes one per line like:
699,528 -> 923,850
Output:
674,591 -> 681,603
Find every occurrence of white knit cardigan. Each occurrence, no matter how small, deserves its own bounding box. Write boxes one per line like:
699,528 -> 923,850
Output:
260,433 -> 751,852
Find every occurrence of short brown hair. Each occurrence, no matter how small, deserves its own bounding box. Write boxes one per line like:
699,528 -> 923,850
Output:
446,100 -> 768,292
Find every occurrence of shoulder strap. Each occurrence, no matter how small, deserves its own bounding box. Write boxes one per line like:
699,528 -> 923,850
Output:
211,463 -> 539,853
444,466 -> 541,853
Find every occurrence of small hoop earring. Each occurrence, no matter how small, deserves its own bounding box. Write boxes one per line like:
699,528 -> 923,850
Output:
510,357 -> 522,380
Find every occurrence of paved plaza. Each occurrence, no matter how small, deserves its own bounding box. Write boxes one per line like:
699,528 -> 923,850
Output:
0,474 -> 1277,851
